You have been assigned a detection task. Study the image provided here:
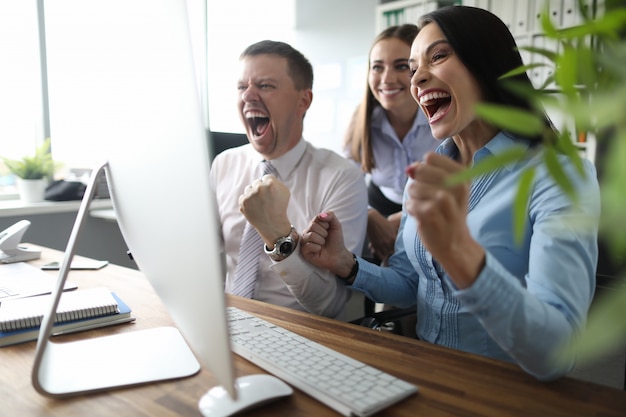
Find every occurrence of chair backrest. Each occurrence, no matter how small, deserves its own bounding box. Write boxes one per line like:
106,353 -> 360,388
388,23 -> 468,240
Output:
209,131 -> 248,160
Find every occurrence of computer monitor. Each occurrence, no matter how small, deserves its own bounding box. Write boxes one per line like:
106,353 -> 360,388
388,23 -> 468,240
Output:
31,0 -> 238,404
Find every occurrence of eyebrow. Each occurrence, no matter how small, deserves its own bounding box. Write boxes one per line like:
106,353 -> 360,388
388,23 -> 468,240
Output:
237,77 -> 279,85
426,39 -> 450,55
370,58 -> 409,64
409,39 -> 450,65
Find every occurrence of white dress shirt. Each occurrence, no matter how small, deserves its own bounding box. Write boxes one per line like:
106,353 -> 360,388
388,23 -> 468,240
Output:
345,106 -> 438,205
210,139 -> 368,318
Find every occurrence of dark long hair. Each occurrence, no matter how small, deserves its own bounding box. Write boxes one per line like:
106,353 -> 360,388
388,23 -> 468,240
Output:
418,6 -> 554,143
344,24 -> 419,172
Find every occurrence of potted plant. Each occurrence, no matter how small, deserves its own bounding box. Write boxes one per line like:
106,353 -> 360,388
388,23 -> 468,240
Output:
2,138 -> 55,203
457,2 -> 626,368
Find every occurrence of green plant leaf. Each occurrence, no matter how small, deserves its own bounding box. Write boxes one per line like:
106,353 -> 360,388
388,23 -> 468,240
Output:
513,168 -> 535,246
574,44 -> 598,90
517,45 -> 558,62
554,45 -> 578,96
500,79 -> 544,104
542,146 -> 577,202
554,130 -> 586,177
540,2 -> 559,37
1,138 -> 54,180
598,130 -> 626,256
569,88 -> 626,130
475,104 -> 544,136
537,73 -> 556,91
593,7 -> 626,37
499,62 -> 544,80
558,22 -> 597,39
558,284 -> 626,366
482,1 -> 626,370
446,146 -> 529,186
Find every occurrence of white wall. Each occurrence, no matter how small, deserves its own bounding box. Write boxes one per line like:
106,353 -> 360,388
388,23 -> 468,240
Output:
206,0 -> 378,155
295,0 -> 378,155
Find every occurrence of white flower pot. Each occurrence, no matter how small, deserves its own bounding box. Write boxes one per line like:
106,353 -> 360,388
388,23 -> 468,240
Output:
16,178 -> 48,203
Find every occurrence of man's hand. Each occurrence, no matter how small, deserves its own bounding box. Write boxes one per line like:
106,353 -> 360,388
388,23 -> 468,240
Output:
239,174 -> 293,247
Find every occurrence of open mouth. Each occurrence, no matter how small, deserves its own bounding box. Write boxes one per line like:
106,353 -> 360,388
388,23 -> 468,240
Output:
419,91 -> 451,120
246,111 -> 270,137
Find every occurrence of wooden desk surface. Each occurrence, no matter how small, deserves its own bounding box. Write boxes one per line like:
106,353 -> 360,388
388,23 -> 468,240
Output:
2,246 -> 625,417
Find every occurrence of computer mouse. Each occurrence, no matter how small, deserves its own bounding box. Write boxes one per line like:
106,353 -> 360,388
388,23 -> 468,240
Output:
198,374 -> 293,417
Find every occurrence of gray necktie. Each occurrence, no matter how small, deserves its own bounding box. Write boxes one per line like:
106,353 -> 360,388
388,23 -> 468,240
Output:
231,161 -> 277,298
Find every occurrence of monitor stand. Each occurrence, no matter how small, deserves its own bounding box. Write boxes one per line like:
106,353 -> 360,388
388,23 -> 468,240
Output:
31,162 -> 201,397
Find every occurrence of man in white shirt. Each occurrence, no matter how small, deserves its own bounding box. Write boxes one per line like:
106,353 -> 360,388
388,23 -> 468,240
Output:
209,40 -> 367,319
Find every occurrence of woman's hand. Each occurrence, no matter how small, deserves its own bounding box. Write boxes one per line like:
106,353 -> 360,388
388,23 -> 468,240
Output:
301,211 -> 354,277
405,152 -> 485,288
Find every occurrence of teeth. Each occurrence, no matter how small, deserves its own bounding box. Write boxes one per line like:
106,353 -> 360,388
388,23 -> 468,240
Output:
419,91 -> 450,105
380,89 -> 401,95
245,111 -> 266,118
245,112 -> 269,137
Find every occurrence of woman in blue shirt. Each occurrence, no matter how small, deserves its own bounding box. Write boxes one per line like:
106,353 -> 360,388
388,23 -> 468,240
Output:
301,6 -> 600,381
344,24 -> 438,263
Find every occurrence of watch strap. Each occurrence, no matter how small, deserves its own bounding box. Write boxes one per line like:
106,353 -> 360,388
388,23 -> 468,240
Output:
264,226 -> 299,261
337,253 -> 359,282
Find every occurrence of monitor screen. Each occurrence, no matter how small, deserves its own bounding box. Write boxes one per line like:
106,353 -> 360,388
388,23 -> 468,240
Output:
101,1 -> 237,399
32,0 -> 236,401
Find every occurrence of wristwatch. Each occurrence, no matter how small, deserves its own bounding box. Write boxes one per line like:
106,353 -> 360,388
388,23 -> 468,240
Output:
265,226 -> 299,261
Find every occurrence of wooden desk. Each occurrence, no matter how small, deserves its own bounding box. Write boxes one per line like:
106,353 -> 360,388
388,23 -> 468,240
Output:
2,246 -> 625,417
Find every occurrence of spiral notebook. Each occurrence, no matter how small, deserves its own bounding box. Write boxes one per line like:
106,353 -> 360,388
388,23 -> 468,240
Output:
0,291 -> 134,347
0,287 -> 119,332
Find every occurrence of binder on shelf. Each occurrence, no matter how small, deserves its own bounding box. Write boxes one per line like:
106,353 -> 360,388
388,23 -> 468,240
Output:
548,0 -> 564,28
490,0 -> 516,34
562,0 -> 580,28
514,0 -> 530,36
0,291 -> 134,347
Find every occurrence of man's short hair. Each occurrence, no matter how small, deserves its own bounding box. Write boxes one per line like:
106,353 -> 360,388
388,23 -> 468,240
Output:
240,40 -> 314,90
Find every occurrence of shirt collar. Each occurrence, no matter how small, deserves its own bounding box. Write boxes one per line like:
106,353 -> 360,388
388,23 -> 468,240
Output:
436,131 -> 531,173
372,105 -> 429,136
265,138 -> 306,179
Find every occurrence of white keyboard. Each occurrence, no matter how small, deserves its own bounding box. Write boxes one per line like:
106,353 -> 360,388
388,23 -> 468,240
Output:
227,307 -> 418,417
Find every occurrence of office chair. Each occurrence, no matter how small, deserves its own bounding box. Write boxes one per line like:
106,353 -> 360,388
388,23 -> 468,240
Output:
595,237 -> 626,390
209,131 -> 248,160
350,305 -> 417,337
350,239 -> 418,337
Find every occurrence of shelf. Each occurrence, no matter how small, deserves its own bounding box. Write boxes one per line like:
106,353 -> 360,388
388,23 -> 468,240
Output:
375,0 -> 458,33
0,199 -> 112,218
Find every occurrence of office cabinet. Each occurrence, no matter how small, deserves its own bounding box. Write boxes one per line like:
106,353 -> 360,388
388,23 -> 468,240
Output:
506,0 -> 601,162
513,1 -> 531,35
375,0 -> 459,33
490,0 -> 516,33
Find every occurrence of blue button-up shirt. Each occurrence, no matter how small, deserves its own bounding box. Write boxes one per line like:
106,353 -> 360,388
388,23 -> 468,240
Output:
352,132 -> 600,380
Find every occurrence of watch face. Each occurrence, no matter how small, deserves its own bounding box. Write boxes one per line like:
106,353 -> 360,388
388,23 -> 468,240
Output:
266,227 -> 299,261
279,241 -> 293,255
